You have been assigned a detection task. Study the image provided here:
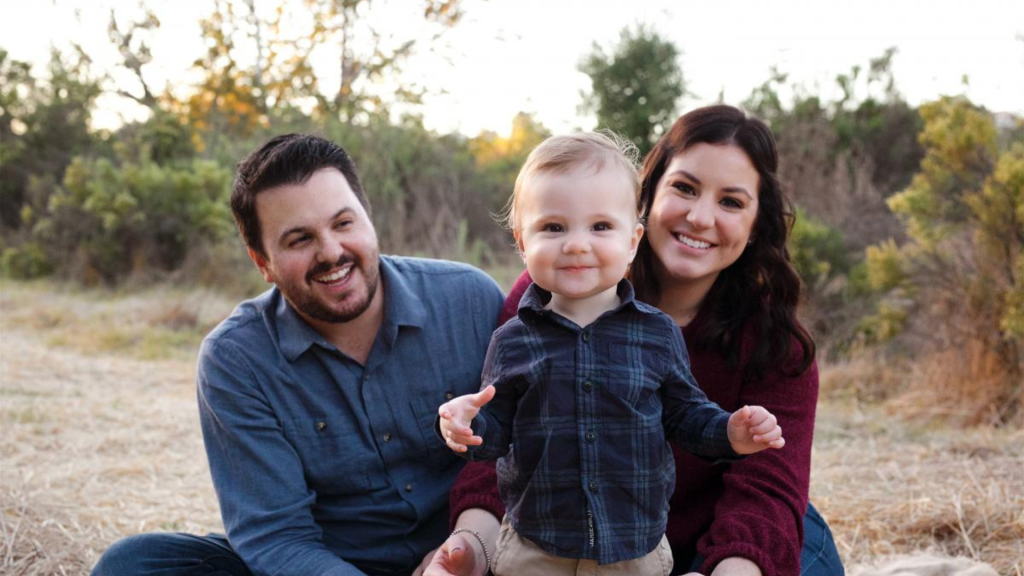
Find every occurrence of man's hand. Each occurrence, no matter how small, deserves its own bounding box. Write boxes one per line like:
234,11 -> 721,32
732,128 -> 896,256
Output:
419,531 -> 486,576
727,405 -> 785,455
438,385 -> 496,452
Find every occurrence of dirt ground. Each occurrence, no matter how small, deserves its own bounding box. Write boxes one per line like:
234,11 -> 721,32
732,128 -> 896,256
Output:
1,287 -> 1021,575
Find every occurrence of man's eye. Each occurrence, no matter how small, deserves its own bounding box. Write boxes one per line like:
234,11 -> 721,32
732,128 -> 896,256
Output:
335,219 -> 354,229
289,235 -> 311,247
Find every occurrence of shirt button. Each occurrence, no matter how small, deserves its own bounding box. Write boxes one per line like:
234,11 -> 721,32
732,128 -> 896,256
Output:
582,380 -> 593,392
445,390 -> 454,400
382,432 -> 392,442
582,331 -> 591,343
316,421 -> 327,432
585,431 -> 596,442
588,480 -> 598,492
405,483 -> 413,492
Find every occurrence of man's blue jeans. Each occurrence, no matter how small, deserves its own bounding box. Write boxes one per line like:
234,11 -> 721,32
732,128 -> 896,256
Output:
92,504 -> 844,576
681,502 -> 845,576
90,532 -> 251,576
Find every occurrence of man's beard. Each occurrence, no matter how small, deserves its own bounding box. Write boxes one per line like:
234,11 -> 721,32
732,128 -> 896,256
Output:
284,252 -> 380,324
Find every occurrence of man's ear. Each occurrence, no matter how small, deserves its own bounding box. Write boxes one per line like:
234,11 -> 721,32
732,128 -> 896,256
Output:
248,247 -> 275,283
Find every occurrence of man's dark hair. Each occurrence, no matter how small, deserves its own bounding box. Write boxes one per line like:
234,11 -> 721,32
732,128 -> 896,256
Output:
232,134 -> 371,256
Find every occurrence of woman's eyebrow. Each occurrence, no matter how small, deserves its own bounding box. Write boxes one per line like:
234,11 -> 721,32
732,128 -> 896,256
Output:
669,170 -> 753,200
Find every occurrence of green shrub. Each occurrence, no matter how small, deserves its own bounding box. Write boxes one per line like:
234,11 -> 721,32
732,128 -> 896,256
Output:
1,243 -> 53,279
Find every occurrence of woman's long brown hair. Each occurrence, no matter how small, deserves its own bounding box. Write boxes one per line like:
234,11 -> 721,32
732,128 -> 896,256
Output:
630,105 -> 815,381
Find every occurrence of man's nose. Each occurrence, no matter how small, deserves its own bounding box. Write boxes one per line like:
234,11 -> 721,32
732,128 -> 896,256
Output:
316,236 -> 345,263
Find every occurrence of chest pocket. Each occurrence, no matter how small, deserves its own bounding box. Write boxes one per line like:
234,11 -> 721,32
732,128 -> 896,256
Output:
284,417 -> 375,495
411,396 -> 463,474
602,342 -> 663,409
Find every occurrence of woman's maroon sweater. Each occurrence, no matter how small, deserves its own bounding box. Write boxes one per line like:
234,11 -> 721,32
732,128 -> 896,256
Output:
449,272 -> 818,576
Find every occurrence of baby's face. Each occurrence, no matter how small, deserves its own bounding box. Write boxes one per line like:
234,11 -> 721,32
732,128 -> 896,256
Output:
515,164 -> 643,302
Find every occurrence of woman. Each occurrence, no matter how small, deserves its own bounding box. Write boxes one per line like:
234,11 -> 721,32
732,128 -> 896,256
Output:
423,105 -> 844,576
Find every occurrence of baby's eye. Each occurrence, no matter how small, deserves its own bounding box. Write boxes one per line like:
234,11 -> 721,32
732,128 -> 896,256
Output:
542,223 -> 564,233
593,222 -> 613,232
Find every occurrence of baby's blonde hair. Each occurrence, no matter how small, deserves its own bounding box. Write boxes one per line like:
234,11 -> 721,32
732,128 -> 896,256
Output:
504,131 -> 641,231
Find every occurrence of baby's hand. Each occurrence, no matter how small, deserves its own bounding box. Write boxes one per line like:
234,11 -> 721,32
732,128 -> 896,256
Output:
727,405 -> 785,455
438,385 -> 496,453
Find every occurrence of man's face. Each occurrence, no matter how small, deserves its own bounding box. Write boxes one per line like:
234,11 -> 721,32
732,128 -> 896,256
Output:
249,168 -> 380,325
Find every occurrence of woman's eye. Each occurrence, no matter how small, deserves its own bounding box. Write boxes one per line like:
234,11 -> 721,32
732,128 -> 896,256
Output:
542,223 -> 564,233
721,197 -> 743,209
672,182 -> 696,196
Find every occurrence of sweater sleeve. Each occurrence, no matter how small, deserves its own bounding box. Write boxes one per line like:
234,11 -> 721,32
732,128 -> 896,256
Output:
697,351 -> 819,576
448,269 -> 531,527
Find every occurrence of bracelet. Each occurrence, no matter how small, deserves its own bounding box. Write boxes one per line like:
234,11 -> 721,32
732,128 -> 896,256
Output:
450,527 -> 492,575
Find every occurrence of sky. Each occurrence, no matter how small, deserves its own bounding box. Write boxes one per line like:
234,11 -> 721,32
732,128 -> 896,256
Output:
1,0 -> 1022,137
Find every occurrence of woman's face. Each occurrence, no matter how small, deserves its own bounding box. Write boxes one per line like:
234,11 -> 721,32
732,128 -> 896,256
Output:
646,142 -> 760,293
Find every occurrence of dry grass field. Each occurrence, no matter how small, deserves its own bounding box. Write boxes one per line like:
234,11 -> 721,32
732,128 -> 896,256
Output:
1,281 -> 1021,575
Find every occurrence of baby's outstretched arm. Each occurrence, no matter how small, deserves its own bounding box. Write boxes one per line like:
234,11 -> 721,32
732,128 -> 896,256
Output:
438,385 -> 496,453
727,405 -> 785,455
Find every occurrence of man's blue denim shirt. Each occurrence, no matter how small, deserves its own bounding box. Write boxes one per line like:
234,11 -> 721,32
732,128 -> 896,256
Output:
197,256 -> 504,576
465,280 -> 735,565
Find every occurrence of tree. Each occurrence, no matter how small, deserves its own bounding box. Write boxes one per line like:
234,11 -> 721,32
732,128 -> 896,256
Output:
579,25 -> 684,156
106,6 -> 164,113
185,0 -> 467,144
865,96 -> 1023,422
0,47 -> 102,234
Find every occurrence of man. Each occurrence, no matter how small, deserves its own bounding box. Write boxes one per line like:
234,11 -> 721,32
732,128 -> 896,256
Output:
91,134 -> 505,576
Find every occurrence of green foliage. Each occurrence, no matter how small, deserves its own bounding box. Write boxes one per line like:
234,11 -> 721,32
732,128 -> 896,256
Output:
861,96 -> 1023,416
789,207 -> 848,288
965,143 -> 1024,266
965,143 -> 1024,337
864,239 -> 907,292
887,97 -> 997,246
579,25 -> 684,156
115,110 -> 197,165
2,243 -> 53,279
743,49 -> 922,256
0,47 -> 103,232
34,156 -> 233,282
1004,257 -> 1024,337
854,301 -> 909,345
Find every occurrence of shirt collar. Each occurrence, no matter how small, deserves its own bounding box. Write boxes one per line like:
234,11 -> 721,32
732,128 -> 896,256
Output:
517,278 -> 643,323
275,255 -> 428,361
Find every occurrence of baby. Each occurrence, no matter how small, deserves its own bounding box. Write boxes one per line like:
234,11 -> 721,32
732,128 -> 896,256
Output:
438,132 -> 784,576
